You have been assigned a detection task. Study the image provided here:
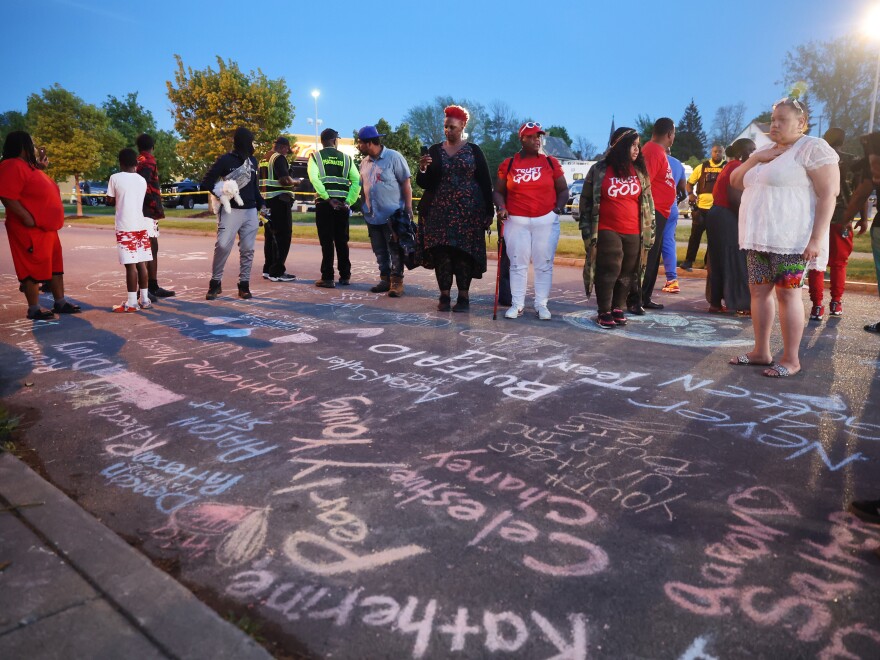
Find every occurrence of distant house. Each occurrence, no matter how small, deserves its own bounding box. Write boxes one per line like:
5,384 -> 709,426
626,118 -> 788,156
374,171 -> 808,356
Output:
733,121 -> 772,148
542,136 -> 578,161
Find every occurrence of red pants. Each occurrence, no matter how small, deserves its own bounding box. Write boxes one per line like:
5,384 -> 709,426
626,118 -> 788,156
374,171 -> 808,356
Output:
807,224 -> 854,304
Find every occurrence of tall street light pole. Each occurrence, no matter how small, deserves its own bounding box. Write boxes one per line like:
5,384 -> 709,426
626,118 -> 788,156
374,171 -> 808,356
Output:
311,90 -> 320,152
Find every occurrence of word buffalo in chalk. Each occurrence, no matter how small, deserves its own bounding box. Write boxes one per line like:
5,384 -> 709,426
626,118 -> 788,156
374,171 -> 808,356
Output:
389,449 -> 609,578
226,570 -> 589,660
664,486 -> 880,654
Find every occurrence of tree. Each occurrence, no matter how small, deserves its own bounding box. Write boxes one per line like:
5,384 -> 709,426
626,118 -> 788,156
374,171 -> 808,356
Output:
572,135 -> 599,160
710,102 -> 746,147
635,114 -> 654,145
166,55 -> 294,178
101,92 -> 179,183
27,84 -> 122,216
484,100 -> 520,143
545,125 -> 572,146
785,37 -> 874,151
352,118 -> 424,196
0,111 -> 28,147
672,99 -> 707,162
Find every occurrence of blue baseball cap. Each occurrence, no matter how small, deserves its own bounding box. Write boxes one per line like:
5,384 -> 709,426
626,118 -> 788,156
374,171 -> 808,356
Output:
357,125 -> 386,140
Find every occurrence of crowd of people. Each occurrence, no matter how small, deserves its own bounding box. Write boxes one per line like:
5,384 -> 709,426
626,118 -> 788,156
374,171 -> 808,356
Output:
0,104 -> 879,542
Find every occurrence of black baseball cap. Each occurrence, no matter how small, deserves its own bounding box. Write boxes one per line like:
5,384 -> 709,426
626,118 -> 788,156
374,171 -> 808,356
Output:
275,136 -> 292,148
321,128 -> 340,142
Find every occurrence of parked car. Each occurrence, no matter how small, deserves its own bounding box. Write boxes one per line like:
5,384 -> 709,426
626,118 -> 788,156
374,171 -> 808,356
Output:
566,179 -> 585,212
76,181 -> 108,206
162,179 -> 209,209
570,193 -> 581,221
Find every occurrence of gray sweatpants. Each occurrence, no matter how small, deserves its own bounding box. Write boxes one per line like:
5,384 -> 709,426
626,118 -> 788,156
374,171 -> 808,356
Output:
211,207 -> 259,282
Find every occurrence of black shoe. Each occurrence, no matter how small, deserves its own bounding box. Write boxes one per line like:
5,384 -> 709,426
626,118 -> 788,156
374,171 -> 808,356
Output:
438,294 -> 451,312
148,291 -> 158,303
53,301 -> 81,314
150,286 -> 176,298
206,279 -> 222,300
452,296 -> 470,313
679,261 -> 693,272
848,499 -> 880,524
315,279 -> 336,288
237,282 -> 252,299
643,300 -> 664,310
27,308 -> 55,320
627,303 -> 645,316
338,278 -> 351,286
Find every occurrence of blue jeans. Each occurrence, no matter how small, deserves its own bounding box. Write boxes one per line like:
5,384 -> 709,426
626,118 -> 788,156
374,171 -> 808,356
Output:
367,222 -> 403,278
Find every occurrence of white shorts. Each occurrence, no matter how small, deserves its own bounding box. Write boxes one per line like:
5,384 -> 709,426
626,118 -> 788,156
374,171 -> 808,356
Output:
116,230 -> 153,265
147,218 -> 160,238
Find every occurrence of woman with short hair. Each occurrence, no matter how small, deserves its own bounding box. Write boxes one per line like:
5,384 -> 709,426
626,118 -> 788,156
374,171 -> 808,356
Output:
729,98 -> 839,377
493,122 -> 569,320
416,105 -> 494,312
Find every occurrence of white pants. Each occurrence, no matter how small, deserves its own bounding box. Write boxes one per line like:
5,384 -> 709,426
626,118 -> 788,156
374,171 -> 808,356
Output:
504,211 -> 560,308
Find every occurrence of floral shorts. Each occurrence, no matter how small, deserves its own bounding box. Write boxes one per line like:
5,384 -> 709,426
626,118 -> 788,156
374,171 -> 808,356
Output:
116,230 -> 153,265
746,250 -> 806,288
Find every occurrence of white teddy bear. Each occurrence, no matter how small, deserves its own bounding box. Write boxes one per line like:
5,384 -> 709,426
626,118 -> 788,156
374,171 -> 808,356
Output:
212,179 -> 244,215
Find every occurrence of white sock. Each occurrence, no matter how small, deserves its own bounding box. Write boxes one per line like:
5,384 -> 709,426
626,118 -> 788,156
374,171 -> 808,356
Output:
140,288 -> 150,303
127,292 -> 137,307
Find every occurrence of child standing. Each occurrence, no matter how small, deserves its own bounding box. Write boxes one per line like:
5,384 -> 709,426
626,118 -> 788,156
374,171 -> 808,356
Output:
106,148 -> 152,312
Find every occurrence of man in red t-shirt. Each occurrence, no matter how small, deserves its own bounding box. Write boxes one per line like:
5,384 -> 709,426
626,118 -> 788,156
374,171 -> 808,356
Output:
628,117 -> 676,314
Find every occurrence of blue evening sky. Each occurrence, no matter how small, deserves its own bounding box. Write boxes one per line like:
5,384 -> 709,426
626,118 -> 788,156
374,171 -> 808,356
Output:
2,0 -> 874,151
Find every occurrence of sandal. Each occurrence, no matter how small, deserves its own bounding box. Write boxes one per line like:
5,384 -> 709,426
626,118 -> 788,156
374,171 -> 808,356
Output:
764,364 -> 800,378
53,301 -> 81,314
26,309 -> 55,321
729,354 -> 773,366
865,322 -> 880,334
708,305 -> 729,314
736,310 -> 751,317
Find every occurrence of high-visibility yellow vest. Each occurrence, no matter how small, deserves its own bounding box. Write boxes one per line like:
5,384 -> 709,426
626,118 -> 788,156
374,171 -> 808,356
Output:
311,148 -> 352,199
258,152 -> 291,199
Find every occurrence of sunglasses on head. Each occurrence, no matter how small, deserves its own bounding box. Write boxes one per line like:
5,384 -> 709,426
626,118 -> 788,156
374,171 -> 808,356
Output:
522,122 -> 542,129
773,97 -> 805,114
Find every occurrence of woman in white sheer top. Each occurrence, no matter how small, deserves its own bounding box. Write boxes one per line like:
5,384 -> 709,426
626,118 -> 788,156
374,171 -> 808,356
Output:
728,97 -> 839,377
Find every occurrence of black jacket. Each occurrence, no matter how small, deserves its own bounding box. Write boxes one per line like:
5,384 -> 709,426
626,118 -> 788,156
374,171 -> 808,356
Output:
416,142 -> 493,221
201,151 -> 264,209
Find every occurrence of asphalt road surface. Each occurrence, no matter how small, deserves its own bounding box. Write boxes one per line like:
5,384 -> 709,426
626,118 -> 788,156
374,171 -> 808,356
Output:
1,225 -> 879,660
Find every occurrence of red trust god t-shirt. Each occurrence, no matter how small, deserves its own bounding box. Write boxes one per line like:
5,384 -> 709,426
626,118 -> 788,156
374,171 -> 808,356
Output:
598,168 -> 641,234
0,159 -> 64,231
641,141 -> 675,217
499,153 -> 565,217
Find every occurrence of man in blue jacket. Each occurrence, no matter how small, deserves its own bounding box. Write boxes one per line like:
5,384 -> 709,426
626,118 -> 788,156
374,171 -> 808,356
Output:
201,127 -> 264,300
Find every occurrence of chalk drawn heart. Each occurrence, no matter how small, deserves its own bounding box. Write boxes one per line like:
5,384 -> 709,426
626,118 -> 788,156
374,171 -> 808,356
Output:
335,328 -> 385,338
727,486 -> 800,517
204,317 -> 237,326
271,333 -> 318,344
211,328 -> 252,338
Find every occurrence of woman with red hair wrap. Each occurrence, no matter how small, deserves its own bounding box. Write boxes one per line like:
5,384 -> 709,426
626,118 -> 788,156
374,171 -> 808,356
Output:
416,105 -> 494,312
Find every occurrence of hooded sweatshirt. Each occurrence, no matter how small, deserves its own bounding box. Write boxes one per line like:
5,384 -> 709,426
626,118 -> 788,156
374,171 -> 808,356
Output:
201,127 -> 264,209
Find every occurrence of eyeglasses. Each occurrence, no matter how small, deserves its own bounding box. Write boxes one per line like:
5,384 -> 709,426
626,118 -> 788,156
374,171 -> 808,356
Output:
773,97 -> 805,114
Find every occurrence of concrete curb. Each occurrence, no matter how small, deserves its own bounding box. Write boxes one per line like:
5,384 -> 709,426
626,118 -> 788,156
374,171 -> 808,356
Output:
0,453 -> 271,660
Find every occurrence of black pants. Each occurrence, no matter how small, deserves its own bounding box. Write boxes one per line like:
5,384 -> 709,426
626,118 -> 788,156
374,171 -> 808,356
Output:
684,207 -> 707,265
263,196 -> 293,277
315,200 -> 351,280
431,246 -> 475,293
628,210 -> 667,306
595,230 -> 641,313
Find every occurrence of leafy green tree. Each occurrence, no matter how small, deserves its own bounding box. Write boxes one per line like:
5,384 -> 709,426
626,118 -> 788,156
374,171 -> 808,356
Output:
166,54 -> 294,178
0,111 -> 28,147
545,125 -> 572,146
402,96 -> 488,146
480,131 -> 521,179
672,99 -> 707,162
635,114 -> 654,145
27,84 -> 122,216
785,37 -> 874,151
101,92 -> 179,183
352,118 -> 425,197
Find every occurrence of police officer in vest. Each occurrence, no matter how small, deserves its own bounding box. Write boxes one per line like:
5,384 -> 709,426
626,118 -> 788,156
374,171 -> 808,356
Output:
681,144 -> 727,271
307,128 -> 361,288
260,136 -> 299,282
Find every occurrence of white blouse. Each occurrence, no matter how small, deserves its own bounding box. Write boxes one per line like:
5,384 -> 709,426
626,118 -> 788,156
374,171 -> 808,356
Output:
739,135 -> 839,270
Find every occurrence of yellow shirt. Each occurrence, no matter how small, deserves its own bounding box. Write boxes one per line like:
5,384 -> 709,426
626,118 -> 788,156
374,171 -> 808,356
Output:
688,159 -> 726,210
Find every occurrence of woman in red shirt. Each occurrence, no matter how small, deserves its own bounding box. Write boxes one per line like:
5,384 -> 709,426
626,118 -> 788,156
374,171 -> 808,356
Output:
0,131 -> 79,320
705,138 -> 756,315
493,122 -> 569,320
578,127 -> 654,328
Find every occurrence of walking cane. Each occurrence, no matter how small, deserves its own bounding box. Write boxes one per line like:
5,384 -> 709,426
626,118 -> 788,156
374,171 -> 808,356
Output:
492,216 -> 505,320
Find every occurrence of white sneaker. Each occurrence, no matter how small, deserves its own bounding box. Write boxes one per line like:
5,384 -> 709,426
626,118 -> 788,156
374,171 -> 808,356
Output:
535,304 -> 551,320
504,306 -> 524,319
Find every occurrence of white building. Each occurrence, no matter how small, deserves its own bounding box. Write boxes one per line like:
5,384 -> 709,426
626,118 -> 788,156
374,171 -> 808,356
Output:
733,121 -> 772,149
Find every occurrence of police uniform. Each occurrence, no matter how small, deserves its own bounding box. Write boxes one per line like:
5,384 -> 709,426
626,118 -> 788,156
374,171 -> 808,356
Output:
259,146 -> 296,280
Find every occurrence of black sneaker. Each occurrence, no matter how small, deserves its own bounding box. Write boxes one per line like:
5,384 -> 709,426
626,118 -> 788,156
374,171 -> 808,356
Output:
829,300 -> 843,317
206,279 -> 222,300
150,286 -> 176,298
679,261 -> 693,272
315,279 -> 336,288
597,312 -> 616,329
338,278 -> 351,286
849,499 -> 880,524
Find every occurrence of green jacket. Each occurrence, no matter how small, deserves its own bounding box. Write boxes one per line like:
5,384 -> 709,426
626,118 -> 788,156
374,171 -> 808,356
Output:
577,160 -> 655,297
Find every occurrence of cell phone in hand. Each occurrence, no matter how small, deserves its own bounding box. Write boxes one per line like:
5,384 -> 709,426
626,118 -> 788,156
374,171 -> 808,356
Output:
420,146 -> 429,157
